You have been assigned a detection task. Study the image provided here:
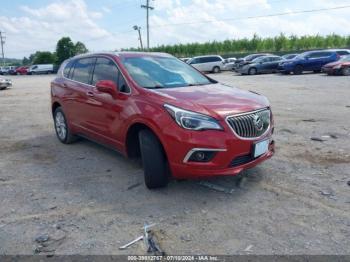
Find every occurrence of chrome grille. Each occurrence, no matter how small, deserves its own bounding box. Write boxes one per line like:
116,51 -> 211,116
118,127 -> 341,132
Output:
226,108 -> 271,138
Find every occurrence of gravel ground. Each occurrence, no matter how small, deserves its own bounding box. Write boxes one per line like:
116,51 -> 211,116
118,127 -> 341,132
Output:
0,73 -> 349,255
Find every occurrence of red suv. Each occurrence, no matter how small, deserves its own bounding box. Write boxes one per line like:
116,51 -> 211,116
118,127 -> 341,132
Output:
51,52 -> 274,189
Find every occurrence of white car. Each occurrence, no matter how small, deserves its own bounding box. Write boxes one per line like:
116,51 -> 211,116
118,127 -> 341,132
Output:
0,66 -> 16,75
0,77 -> 12,90
28,64 -> 54,75
187,55 -> 225,73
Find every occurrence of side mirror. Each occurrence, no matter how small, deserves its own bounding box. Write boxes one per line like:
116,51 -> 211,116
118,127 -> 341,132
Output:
96,80 -> 118,97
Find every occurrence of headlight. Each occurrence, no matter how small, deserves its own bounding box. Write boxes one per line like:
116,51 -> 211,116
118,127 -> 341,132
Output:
164,104 -> 223,131
333,64 -> 342,69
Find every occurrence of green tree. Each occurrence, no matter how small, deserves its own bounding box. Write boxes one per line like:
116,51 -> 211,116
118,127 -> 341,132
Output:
22,57 -> 30,65
74,41 -> 88,55
56,37 -> 76,65
33,51 -> 57,64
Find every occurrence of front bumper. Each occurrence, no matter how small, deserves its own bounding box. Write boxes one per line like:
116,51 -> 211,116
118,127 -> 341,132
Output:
237,67 -> 250,75
0,81 -> 12,88
161,120 -> 275,179
322,67 -> 340,75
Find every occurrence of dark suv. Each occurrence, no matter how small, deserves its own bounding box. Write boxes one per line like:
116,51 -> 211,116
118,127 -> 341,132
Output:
278,50 -> 340,74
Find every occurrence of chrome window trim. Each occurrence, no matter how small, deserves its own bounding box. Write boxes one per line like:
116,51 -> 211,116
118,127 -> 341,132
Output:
61,55 -> 132,95
183,148 -> 227,163
225,107 -> 271,141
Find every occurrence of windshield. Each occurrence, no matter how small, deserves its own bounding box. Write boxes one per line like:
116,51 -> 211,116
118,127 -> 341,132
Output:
122,56 -> 213,89
339,55 -> 350,62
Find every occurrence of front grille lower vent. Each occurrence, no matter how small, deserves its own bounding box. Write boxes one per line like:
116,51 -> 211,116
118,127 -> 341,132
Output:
226,108 -> 271,138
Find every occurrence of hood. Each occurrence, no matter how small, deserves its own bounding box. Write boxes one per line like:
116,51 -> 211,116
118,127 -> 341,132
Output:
147,83 -> 269,119
324,61 -> 340,68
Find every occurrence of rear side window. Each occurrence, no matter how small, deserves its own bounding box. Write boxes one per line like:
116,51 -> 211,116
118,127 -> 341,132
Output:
71,58 -> 95,84
63,60 -> 75,79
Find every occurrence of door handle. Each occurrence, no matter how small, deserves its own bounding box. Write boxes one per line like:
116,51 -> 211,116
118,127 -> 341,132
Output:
86,91 -> 94,97
62,83 -> 68,88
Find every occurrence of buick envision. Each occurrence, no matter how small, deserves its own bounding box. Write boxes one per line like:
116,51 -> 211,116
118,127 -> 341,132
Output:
51,52 -> 274,189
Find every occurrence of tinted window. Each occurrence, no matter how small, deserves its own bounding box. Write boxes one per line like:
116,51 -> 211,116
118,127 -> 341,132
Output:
71,58 -> 95,84
92,57 -> 119,87
189,58 -> 199,64
336,51 -> 349,56
271,57 -> 282,61
199,57 -> 209,63
212,56 -> 222,62
63,60 -> 75,78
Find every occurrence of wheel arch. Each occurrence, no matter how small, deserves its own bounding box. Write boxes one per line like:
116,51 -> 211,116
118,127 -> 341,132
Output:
52,101 -> 61,116
125,122 -> 167,159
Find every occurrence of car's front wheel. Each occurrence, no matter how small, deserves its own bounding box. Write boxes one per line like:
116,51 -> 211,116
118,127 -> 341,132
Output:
139,129 -> 168,189
212,66 -> 221,73
53,107 -> 77,144
248,67 -> 257,75
293,65 -> 303,75
342,67 -> 350,76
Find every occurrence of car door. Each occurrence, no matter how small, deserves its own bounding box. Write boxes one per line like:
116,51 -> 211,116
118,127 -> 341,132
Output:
65,57 -> 96,132
268,57 -> 283,72
305,52 -> 322,70
195,57 -> 207,71
82,57 -> 130,150
257,57 -> 270,73
189,58 -> 201,71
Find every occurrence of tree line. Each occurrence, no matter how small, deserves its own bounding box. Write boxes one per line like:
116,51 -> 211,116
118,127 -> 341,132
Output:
126,33 -> 350,57
22,37 -> 88,66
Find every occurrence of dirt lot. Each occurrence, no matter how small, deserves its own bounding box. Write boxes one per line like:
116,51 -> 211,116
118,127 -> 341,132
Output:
0,73 -> 349,255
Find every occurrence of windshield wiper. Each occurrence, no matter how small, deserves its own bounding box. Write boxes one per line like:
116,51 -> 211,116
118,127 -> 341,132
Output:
144,85 -> 165,89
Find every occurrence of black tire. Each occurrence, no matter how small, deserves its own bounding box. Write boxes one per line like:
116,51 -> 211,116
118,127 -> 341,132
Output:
53,107 -> 77,144
293,65 -> 303,75
248,67 -> 257,75
342,67 -> 350,76
212,66 -> 220,73
313,69 -> 321,73
139,129 -> 168,189
0,86 -> 7,90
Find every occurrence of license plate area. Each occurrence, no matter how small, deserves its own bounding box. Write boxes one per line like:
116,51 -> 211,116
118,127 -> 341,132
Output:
253,139 -> 269,158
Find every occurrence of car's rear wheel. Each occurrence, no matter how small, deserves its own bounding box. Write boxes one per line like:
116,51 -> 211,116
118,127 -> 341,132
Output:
313,69 -> 321,73
139,129 -> 168,189
212,66 -> 220,73
342,67 -> 350,76
248,67 -> 257,75
53,107 -> 77,144
293,65 -> 303,75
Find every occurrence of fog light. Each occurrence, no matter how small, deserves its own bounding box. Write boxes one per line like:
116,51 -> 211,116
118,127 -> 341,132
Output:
188,150 -> 216,162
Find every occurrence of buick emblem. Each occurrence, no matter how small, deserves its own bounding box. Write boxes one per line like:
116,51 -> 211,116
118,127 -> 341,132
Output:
253,115 -> 263,131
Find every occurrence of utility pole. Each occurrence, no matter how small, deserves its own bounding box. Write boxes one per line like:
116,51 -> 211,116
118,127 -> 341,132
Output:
0,31 -> 5,66
141,0 -> 154,50
133,25 -> 144,50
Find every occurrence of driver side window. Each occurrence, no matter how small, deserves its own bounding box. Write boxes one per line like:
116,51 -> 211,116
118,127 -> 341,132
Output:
92,57 -> 130,94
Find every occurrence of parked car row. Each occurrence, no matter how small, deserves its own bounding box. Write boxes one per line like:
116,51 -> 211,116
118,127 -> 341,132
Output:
182,49 -> 350,76
232,49 -> 350,76
0,64 -> 56,75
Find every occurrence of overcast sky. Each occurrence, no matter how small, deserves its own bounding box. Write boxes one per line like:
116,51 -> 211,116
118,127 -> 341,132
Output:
1,0 -> 350,58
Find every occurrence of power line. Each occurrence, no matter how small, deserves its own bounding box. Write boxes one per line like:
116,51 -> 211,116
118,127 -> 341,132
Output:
141,0 -> 154,50
150,4 -> 350,28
